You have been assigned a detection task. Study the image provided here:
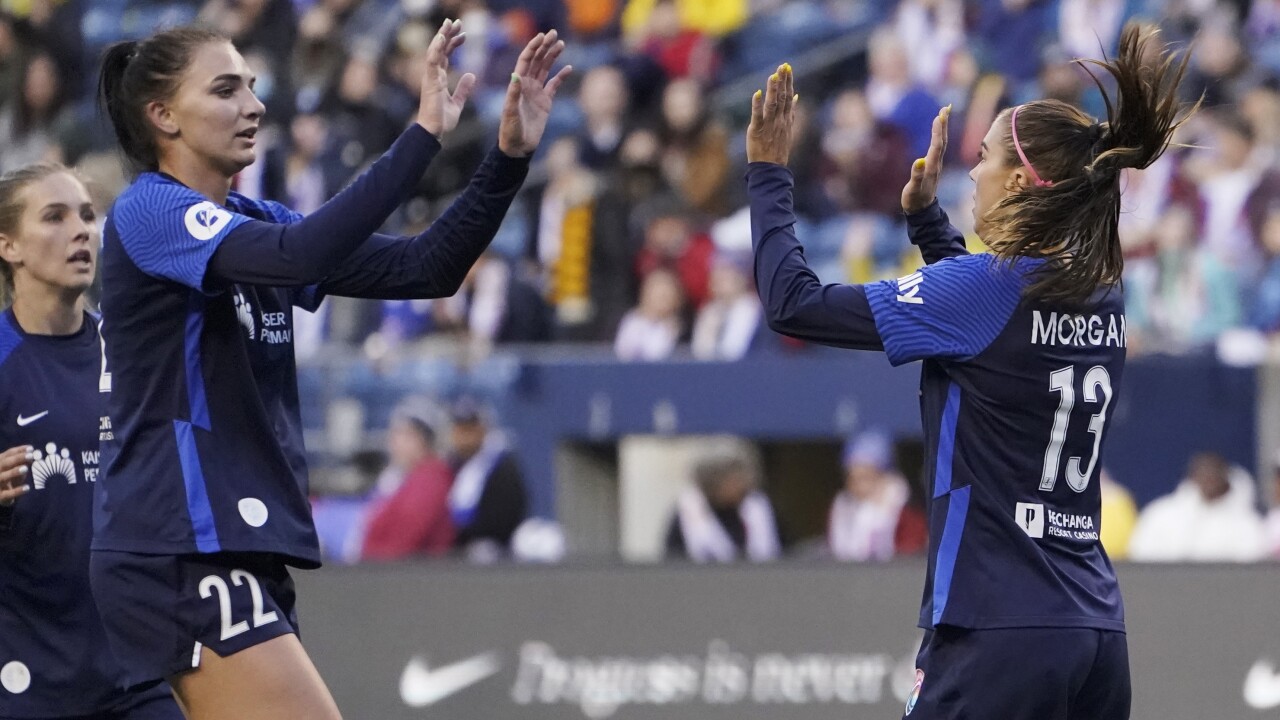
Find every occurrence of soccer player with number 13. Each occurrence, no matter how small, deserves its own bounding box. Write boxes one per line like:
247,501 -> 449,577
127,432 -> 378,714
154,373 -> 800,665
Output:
746,24 -> 1195,720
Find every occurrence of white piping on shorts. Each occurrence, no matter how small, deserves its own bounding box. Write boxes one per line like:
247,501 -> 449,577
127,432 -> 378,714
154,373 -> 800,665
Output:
192,641 -> 203,669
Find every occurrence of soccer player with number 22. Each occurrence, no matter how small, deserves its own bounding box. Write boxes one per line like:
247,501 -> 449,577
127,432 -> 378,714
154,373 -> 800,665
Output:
90,18 -> 569,720
746,24 -> 1195,720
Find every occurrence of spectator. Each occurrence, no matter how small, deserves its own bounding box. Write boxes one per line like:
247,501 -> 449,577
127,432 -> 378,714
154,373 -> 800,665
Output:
827,432 -> 925,562
0,52 -> 69,173
1058,0 -> 1135,60
360,400 -> 456,560
623,0 -> 721,81
666,441 -> 780,562
622,0 -> 747,38
1129,452 -> 1267,562
1126,204 -> 1241,350
322,53 -> 403,176
576,64 -> 632,171
448,398 -> 529,561
691,252 -> 763,360
1099,470 -> 1138,560
615,266 -> 684,360
972,0 -> 1056,94
635,208 -> 714,306
533,137 -> 628,341
818,88 -> 912,218
658,77 -> 732,216
1183,110 -> 1270,273
864,28 -> 941,159
430,252 -> 552,350
893,0 -> 966,91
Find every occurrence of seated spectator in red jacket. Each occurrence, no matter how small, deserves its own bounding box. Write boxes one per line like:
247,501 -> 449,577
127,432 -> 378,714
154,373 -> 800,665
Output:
360,401 -> 456,560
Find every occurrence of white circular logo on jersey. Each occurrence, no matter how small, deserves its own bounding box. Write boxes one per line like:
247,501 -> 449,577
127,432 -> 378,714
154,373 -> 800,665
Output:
1,661 -> 30,694
238,497 -> 269,527
184,202 -> 233,241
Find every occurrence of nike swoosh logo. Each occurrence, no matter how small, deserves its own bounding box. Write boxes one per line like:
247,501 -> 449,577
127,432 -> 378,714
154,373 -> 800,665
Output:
400,653 -> 500,708
16,412 -> 48,427
1245,658 -> 1280,710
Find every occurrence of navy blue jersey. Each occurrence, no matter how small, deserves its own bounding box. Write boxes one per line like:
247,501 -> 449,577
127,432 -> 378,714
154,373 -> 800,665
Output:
0,310 -> 136,716
94,127 -> 528,568
748,164 -> 1124,632
96,176 -> 322,565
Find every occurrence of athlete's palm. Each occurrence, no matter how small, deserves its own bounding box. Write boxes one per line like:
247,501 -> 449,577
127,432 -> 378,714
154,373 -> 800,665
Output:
417,19 -> 476,138
901,105 -> 951,214
498,30 -> 571,157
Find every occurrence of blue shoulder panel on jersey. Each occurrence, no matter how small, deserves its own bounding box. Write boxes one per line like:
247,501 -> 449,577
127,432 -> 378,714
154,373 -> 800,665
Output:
0,312 -> 21,369
865,254 -> 1033,366
230,193 -> 304,225
111,174 -> 251,291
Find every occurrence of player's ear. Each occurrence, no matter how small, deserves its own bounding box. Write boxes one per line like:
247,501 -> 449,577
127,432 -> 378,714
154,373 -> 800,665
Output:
0,232 -> 19,266
1007,166 -> 1031,191
144,99 -> 180,138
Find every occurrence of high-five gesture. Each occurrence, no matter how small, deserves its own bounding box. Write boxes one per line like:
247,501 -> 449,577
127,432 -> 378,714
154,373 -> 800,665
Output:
747,63 -> 797,166
417,19 -> 477,138
499,29 -> 572,158
901,105 -> 951,214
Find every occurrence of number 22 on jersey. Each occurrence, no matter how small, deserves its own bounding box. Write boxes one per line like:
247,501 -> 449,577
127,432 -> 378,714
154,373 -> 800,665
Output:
1040,365 -> 1113,493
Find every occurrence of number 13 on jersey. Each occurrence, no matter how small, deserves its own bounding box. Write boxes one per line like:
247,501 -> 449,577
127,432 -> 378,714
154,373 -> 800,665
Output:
1041,365 -> 1113,493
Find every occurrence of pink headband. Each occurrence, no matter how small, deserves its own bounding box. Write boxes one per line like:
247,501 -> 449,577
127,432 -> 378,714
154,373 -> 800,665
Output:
1010,105 -> 1053,188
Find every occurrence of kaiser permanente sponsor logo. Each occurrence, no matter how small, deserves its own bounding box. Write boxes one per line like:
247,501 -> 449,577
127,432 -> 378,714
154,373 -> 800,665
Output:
401,640 -> 919,719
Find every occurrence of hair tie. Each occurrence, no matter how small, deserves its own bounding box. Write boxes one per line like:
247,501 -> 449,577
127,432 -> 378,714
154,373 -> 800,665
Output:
1011,105 -> 1054,188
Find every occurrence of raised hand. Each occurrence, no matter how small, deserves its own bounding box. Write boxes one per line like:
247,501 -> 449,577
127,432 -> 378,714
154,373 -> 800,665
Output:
417,19 -> 477,138
901,105 -> 951,214
498,29 -> 572,158
747,63 -> 797,166
0,445 -> 32,507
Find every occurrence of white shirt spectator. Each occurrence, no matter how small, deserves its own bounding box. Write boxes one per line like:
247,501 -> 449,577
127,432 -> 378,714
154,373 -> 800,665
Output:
1129,463 -> 1267,563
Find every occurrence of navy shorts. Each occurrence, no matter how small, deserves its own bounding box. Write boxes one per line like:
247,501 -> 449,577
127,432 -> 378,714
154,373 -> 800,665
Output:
903,625 -> 1130,720
89,551 -> 299,687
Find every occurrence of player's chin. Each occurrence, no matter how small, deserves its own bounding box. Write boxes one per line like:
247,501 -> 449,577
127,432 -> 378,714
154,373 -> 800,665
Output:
60,274 -> 94,296
222,148 -> 257,173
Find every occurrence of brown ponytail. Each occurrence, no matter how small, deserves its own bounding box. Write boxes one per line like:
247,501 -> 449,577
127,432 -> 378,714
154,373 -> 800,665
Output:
981,23 -> 1199,306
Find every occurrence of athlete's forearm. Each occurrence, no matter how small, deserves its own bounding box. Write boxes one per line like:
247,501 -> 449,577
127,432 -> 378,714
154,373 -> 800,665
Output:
905,201 -> 968,264
207,125 -> 443,287
313,147 -> 530,300
746,162 -> 884,351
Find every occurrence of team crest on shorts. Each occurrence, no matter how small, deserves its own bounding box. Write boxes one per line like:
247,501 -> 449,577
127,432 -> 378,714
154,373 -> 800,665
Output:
905,668 -> 924,715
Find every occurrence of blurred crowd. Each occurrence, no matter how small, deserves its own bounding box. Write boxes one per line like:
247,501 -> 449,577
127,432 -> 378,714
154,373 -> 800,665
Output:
665,433 -> 1280,565
12,0 -> 1280,363
8,0 -> 1280,563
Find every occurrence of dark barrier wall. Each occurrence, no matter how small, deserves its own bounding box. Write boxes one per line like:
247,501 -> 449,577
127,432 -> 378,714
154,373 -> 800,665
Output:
298,562 -> 1280,720
503,353 -> 1257,516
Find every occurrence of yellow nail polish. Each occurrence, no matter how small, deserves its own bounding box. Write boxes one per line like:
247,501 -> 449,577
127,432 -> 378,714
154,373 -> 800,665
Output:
914,159 -> 926,170
770,73 -> 778,82
782,63 -> 792,73
754,89 -> 762,100
793,94 -> 799,103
